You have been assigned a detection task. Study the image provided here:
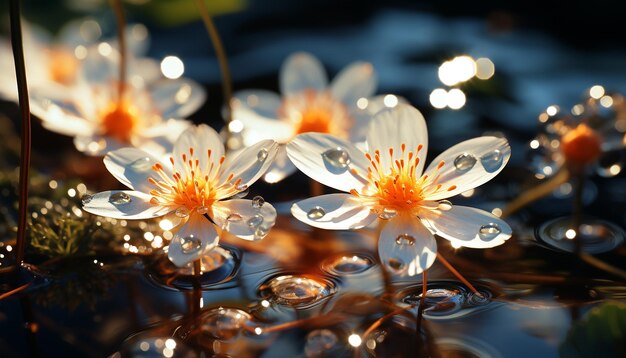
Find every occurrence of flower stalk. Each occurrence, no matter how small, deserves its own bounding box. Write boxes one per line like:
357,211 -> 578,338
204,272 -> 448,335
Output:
436,253 -> 482,297
110,0 -> 127,103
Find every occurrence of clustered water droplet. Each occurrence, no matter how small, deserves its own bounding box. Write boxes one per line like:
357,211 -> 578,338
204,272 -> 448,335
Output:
252,196 -> 265,208
454,153 -> 477,173
379,208 -> 398,220
322,147 -> 351,169
175,207 -> 190,218
307,206 -> 326,220
180,235 -> 202,254
109,192 -> 131,205
478,223 -> 501,240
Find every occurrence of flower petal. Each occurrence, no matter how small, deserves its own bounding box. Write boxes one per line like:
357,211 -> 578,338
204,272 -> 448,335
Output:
103,147 -> 164,193
366,104 -> 428,177
420,206 -> 512,249
173,124 -> 224,176
74,134 -> 126,156
30,93 -> 95,136
378,215 -> 437,276
348,94 -> 408,143
262,145 -> 298,183
330,62 -> 377,106
217,139 -> 279,197
149,78 -> 206,119
232,89 -> 283,120
168,213 -> 219,267
211,199 -> 277,241
280,52 -> 328,96
82,190 -> 170,219
286,132 -> 369,193
422,136 -> 511,201
291,193 -> 377,230
232,102 -> 295,145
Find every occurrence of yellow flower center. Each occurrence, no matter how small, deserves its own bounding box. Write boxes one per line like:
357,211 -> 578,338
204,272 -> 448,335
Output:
279,90 -> 351,137
351,143 -> 457,213
148,147 -> 242,213
100,102 -> 137,143
48,48 -> 79,84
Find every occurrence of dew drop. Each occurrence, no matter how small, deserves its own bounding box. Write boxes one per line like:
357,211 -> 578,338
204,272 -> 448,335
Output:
196,206 -> 208,215
201,308 -> 251,341
307,206 -> 326,220
437,200 -> 453,211
480,149 -> 503,173
305,329 -> 338,357
130,157 -> 152,172
247,214 -> 264,229
236,183 -> 249,191
453,153 -> 477,173
180,235 -> 202,254
226,213 -> 243,222
395,234 -> 416,246
387,258 -> 405,271
322,147 -> 351,169
379,208 -> 398,220
109,192 -> 131,205
81,194 -> 93,205
479,223 -> 501,240
175,207 -> 190,218
257,148 -> 269,162
254,226 -> 269,239
252,196 -> 265,208
265,275 -> 333,306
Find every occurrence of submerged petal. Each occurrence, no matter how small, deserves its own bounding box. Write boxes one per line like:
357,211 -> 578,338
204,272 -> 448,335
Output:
103,147 -> 164,193
330,62 -> 377,106
420,206 -> 512,249
82,190 -> 170,219
286,132 -> 369,193
291,193 -> 378,230
366,104 -> 428,176
168,213 -> 219,267
280,52 -> 328,96
378,215 -> 437,276
211,199 -> 277,241
422,136 -> 511,201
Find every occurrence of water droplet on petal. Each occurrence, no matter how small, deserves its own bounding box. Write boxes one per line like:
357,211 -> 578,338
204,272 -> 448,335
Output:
81,194 -> 93,205
226,213 -> 243,222
254,226 -> 269,239
109,192 -> 131,205
454,153 -> 477,173
247,214 -> 263,229
480,149 -> 503,173
395,234 -> 416,246
180,235 -> 202,254
305,329 -> 338,357
130,157 -> 152,172
175,207 -> 190,218
257,148 -> 269,162
252,196 -> 265,208
307,206 -> 326,220
387,258 -> 405,271
479,223 -> 501,240
437,200 -> 453,211
236,183 -> 249,191
379,208 -> 398,220
196,206 -> 208,215
322,147 -> 351,169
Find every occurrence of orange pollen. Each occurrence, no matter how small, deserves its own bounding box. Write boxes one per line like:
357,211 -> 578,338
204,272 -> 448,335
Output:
148,147 -> 239,211
48,48 -> 78,84
561,124 -> 602,165
279,90 -> 352,136
101,102 -> 137,142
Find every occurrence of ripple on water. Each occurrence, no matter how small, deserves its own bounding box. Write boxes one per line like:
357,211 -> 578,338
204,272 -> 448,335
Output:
321,254 -> 375,275
259,274 -> 336,308
536,216 -> 624,254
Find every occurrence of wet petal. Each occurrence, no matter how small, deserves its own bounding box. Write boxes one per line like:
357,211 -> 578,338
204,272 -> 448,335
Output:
212,199 -> 277,241
82,190 -> 170,219
217,140 -> 279,197
330,62 -> 377,106
366,104 -> 428,176
149,78 -> 206,119
286,132 -> 369,193
422,136 -> 511,201
262,145 -> 297,183
378,215 -> 437,276
280,52 -> 328,96
173,124 -> 224,175
420,206 -> 512,249
168,213 -> 219,267
103,147 -> 164,193
291,193 -> 377,230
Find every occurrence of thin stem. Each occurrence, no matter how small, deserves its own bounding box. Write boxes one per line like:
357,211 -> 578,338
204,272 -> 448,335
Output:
501,168 -> 570,218
194,0 -> 233,123
416,270 -> 427,347
436,253 -> 483,297
193,259 -> 202,277
572,171 -> 585,255
309,179 -> 323,197
9,0 -> 31,273
110,0 -> 127,103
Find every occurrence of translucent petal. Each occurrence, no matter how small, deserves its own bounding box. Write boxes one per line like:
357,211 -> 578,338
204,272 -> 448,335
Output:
330,62 -> 377,106
30,92 -> 95,136
291,193 -> 377,230
232,89 -> 282,120
378,215 -> 437,276
232,103 -> 294,145
262,145 -> 298,183
217,140 -> 279,198
149,78 -> 206,119
173,124 -> 224,176
280,52 -> 328,96
103,147 -> 164,193
168,213 -> 219,267
212,199 -> 277,241
74,134 -> 126,157
82,190 -> 170,219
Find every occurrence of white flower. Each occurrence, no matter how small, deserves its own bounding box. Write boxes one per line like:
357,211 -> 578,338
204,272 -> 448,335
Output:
286,104 -> 513,276
83,124 -> 279,267
28,45 -> 205,158
232,52 -> 399,183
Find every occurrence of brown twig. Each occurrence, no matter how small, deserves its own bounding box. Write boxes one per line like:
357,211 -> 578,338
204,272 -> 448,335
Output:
436,253 -> 482,297
501,168 -> 570,218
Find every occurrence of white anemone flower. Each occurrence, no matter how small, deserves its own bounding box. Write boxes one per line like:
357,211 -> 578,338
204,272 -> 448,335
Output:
232,52 -> 401,183
286,104 -> 513,276
83,124 -> 279,267
28,44 -> 205,158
